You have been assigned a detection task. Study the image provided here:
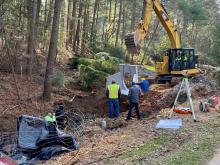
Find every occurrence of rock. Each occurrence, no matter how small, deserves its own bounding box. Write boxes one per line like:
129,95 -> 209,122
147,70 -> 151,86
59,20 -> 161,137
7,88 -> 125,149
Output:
105,118 -> 127,130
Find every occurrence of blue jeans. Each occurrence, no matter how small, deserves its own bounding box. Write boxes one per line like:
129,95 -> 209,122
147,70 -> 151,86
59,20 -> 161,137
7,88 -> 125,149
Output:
108,99 -> 120,118
126,102 -> 140,120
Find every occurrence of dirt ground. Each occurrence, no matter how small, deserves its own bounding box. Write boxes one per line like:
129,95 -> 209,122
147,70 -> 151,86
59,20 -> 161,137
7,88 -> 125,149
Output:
0,72 -> 220,165
40,97 -> 220,165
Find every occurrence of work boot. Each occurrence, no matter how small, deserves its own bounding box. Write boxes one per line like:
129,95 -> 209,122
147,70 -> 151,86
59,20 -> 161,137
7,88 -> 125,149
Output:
126,117 -> 131,121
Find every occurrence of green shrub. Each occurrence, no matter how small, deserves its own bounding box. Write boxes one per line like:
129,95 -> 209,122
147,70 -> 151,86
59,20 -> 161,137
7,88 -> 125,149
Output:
64,76 -> 74,86
68,57 -> 95,69
94,52 -> 111,60
94,52 -> 123,63
52,70 -> 65,87
93,60 -> 118,74
69,55 -> 120,75
68,57 -> 79,69
107,46 -> 126,60
78,64 -> 108,89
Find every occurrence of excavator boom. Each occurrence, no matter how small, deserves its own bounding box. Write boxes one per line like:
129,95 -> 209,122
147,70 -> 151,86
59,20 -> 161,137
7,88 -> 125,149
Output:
153,0 -> 181,48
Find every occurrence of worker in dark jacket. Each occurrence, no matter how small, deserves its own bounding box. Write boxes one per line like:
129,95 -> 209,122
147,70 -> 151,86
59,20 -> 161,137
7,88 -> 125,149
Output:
106,80 -> 121,118
140,77 -> 149,93
126,82 -> 142,121
44,113 -> 57,139
55,102 -> 65,129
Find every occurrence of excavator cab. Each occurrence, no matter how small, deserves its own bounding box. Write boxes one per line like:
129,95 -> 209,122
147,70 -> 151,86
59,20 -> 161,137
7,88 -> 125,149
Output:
155,48 -> 199,75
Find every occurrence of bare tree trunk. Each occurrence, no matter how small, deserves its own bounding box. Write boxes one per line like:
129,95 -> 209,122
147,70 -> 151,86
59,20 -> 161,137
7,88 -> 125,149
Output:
27,0 -> 38,98
26,0 -> 37,76
130,0 -> 136,31
18,0 -> 25,38
102,0 -> 108,41
115,0 -> 123,47
95,2 -> 100,25
6,46 -> 22,102
112,0 -> 117,33
66,0 -> 72,48
18,1 -> 22,27
60,0 -> 66,47
36,0 -> 41,32
108,0 -> 112,22
43,0 -> 62,101
90,0 -> 99,44
73,0 -> 83,53
121,0 -> 125,47
4,36 -> 22,109
43,0 -> 54,50
81,2 -> 89,55
35,0 -> 41,46
69,0 -> 77,45
44,0 -> 48,28
45,0 -> 54,31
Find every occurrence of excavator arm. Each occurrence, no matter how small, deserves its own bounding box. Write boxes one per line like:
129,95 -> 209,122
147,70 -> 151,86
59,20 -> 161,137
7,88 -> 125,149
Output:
153,0 -> 180,48
125,0 -> 181,53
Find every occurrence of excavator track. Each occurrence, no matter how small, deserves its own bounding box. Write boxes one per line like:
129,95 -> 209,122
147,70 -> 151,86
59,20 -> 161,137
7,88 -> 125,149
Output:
125,32 -> 140,54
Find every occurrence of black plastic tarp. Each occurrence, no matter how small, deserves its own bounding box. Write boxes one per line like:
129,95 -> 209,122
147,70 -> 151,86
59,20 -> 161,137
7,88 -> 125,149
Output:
16,115 -> 78,161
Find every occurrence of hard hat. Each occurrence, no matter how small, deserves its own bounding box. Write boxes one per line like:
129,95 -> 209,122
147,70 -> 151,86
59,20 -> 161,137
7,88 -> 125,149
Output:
112,79 -> 116,83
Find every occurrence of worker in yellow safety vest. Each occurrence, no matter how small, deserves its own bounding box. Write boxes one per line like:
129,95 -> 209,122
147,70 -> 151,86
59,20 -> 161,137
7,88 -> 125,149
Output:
44,113 -> 56,123
44,113 -> 57,138
106,80 -> 121,118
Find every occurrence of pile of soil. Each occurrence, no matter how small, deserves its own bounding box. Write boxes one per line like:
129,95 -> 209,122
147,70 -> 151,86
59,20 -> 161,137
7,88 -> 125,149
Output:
161,75 -> 219,106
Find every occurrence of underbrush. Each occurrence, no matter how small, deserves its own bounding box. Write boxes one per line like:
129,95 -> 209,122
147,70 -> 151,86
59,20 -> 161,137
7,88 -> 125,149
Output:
68,52 -> 123,89
52,70 -> 74,87
78,64 -> 108,89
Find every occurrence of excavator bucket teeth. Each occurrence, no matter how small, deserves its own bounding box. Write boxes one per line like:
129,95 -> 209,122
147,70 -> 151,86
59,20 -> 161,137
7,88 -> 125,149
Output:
125,33 -> 140,54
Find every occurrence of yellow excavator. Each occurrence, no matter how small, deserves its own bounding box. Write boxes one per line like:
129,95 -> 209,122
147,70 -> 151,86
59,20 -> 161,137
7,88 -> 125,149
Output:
125,0 -> 200,82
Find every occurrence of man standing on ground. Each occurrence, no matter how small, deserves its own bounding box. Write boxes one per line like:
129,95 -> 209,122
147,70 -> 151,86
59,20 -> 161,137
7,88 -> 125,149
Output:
106,80 -> 121,118
126,82 -> 142,121
140,77 -> 150,93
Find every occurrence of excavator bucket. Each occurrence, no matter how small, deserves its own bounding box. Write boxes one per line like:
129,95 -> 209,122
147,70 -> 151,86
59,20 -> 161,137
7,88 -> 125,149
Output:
125,32 -> 140,54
